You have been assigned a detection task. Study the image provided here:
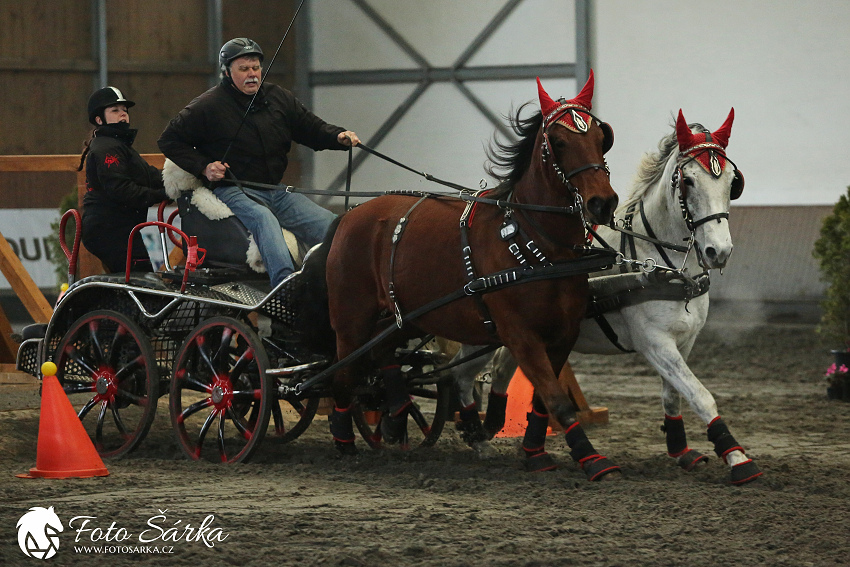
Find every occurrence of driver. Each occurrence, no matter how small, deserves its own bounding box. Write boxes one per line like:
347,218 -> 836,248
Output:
158,37 -> 360,287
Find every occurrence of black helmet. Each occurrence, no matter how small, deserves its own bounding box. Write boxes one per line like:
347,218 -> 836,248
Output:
219,37 -> 264,71
87,86 -> 135,125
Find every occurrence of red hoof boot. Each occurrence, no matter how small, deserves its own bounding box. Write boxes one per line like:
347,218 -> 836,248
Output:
580,454 -> 621,481
524,451 -> 557,472
730,459 -> 763,485
675,449 -> 710,472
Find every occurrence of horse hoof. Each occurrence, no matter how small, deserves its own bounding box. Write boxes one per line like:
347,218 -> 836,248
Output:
334,440 -> 358,456
676,449 -> 710,472
524,451 -> 558,472
730,459 -> 763,485
379,412 -> 409,446
580,455 -> 621,481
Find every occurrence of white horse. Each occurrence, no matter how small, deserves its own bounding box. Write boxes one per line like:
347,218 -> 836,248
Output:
452,109 -> 762,485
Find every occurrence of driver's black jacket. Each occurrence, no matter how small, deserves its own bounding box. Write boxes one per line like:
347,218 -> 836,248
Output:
157,79 -> 346,188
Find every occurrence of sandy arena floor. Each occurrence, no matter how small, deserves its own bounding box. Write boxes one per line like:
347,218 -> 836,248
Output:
1,319 -> 848,566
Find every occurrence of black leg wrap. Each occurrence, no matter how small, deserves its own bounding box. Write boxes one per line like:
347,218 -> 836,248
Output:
456,403 -> 489,445
522,408 -> 551,452
564,422 -> 620,480
382,365 -> 409,415
730,459 -> 763,485
707,417 -> 745,463
483,392 -> 508,438
564,423 -> 595,463
662,414 -> 688,457
329,406 -> 357,455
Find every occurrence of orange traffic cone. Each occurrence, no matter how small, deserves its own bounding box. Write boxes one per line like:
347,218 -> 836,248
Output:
18,362 -> 109,479
494,368 -> 554,438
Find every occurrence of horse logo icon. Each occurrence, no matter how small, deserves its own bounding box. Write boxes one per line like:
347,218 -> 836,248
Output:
17,506 -> 63,559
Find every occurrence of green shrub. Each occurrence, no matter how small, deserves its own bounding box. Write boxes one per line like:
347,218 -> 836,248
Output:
813,185 -> 850,347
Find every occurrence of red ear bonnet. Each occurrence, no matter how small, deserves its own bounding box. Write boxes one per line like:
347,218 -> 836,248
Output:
538,70 -> 596,133
537,77 -> 560,118
711,108 -> 734,149
676,108 -> 734,176
676,109 -> 698,153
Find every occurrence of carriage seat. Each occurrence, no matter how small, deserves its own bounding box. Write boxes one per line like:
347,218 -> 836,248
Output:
163,159 -> 303,275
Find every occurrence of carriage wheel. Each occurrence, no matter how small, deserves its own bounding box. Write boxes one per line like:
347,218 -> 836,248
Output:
267,387 -> 319,443
54,309 -> 158,459
169,317 -> 272,463
352,380 -> 451,449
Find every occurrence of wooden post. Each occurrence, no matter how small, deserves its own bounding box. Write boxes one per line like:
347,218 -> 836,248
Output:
557,361 -> 608,426
0,230 -> 53,324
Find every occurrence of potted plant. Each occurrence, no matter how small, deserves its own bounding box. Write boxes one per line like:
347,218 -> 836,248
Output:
812,185 -> 850,400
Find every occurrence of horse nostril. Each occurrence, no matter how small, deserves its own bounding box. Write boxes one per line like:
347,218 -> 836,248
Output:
587,196 -> 618,224
705,247 -> 717,260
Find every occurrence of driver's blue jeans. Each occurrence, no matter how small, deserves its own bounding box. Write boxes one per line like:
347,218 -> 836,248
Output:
213,185 -> 335,286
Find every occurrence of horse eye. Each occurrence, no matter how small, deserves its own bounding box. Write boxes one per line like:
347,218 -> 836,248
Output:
683,177 -> 695,188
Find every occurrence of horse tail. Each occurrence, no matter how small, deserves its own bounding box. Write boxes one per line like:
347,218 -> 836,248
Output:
295,215 -> 342,357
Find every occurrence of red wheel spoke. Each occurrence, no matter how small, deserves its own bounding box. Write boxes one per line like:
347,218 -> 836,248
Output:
229,348 -> 254,382
115,388 -> 148,406
95,401 -> 108,449
68,347 -> 98,376
213,327 -> 233,367
180,398 -> 213,422
88,321 -> 105,362
110,404 -> 129,438
64,381 -> 96,395
106,324 -> 128,368
196,407 -> 218,450
78,396 -> 99,420
113,355 -> 144,381
217,412 -> 227,462
196,336 -> 218,376
408,403 -> 430,432
226,407 -> 252,439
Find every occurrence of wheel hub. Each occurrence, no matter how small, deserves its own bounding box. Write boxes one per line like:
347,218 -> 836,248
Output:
93,368 -> 117,401
210,376 -> 234,410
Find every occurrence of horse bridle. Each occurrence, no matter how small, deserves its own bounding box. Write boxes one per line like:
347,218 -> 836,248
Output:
673,145 -> 742,232
616,145 -> 740,274
540,103 -> 612,197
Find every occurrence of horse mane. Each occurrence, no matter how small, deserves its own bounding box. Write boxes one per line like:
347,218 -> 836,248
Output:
619,120 -> 710,212
485,102 -> 542,198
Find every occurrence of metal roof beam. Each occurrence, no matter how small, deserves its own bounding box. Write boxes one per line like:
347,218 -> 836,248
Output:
311,63 -> 575,86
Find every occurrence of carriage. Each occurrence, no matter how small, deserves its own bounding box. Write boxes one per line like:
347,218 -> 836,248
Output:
14,204 -> 460,464
14,73 -> 759,484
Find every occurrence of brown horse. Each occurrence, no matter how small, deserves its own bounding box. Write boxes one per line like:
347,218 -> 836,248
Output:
320,72 -> 620,480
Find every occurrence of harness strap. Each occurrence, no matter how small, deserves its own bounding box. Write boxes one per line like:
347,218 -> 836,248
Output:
639,201 -> 678,269
593,314 -> 634,353
459,198 -> 498,337
388,195 -> 430,328
294,250 -> 617,394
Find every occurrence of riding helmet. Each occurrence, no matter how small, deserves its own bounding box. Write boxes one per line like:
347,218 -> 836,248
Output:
87,86 -> 135,125
219,37 -> 264,71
